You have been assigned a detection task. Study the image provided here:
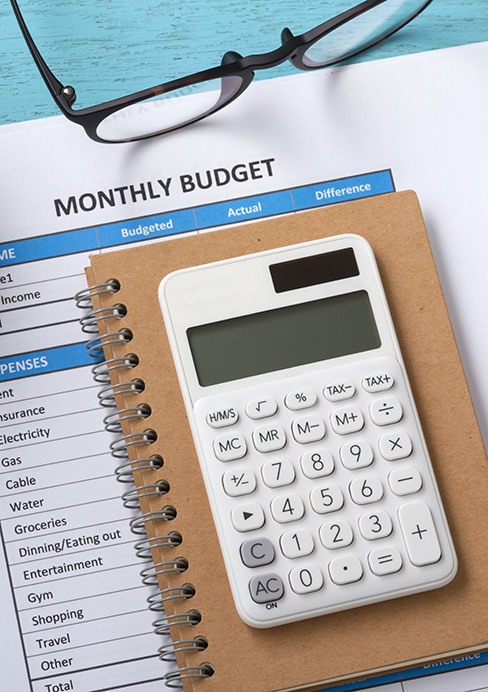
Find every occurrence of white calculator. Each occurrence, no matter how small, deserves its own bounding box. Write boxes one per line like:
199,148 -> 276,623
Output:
159,234 -> 457,628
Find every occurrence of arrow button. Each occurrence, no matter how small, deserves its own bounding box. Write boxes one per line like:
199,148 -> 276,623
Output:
231,502 -> 265,532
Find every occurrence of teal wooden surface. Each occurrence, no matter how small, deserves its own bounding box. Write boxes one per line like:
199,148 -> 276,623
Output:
0,1 -> 487,125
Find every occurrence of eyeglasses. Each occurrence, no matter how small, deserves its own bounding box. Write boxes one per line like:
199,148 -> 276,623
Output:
11,0 -> 432,144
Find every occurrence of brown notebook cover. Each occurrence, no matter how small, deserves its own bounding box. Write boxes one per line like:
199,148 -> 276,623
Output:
84,191 -> 488,691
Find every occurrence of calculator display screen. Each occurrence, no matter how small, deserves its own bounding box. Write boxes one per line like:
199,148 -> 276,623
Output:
187,290 -> 381,387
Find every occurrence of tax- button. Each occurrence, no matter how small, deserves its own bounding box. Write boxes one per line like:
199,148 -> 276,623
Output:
231,502 -> 265,532
323,380 -> 355,402
213,432 -> 247,462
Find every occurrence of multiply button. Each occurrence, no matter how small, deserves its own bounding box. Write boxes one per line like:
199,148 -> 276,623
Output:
370,397 -> 403,426
379,431 -> 412,460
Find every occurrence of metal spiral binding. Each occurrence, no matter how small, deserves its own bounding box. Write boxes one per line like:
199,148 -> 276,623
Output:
75,279 -> 213,688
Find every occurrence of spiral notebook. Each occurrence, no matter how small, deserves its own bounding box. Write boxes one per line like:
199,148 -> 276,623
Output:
80,191 -> 488,691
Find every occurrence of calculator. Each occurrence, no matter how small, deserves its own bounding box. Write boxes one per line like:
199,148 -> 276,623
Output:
159,234 -> 457,628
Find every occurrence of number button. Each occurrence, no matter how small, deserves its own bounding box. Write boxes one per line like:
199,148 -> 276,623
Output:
349,476 -> 384,505
271,494 -> 305,523
280,528 -> 315,558
368,546 -> 403,576
310,485 -> 344,514
252,423 -> 286,452
231,502 -> 265,532
240,537 -> 275,568
222,468 -> 256,497
300,448 -> 334,478
261,458 -> 295,488
285,389 -> 317,411
330,406 -> 364,435
370,397 -> 403,426
246,398 -> 278,420
249,573 -> 284,603
291,415 -> 326,444
389,466 -> 423,496
328,555 -> 363,585
289,564 -> 324,594
379,431 -> 412,460
340,441 -> 374,470
358,510 -> 393,540
213,432 -> 247,461
319,520 -> 354,550
323,380 -> 355,402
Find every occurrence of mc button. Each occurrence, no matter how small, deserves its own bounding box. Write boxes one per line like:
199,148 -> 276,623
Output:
213,432 -> 247,461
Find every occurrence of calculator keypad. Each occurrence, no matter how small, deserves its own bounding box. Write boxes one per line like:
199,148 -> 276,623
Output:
195,356 -> 456,627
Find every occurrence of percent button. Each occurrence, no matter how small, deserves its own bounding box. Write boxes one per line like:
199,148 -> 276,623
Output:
285,389 -> 317,411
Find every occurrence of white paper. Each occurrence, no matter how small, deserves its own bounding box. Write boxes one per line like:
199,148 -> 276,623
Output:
0,42 -> 487,692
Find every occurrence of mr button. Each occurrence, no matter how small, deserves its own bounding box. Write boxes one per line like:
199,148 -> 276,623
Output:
249,573 -> 284,604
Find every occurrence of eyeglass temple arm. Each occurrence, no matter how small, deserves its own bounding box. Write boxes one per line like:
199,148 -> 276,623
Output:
10,0 -> 75,112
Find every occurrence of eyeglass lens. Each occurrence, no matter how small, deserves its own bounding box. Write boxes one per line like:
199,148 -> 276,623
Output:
303,0 -> 426,66
96,0 -> 427,141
